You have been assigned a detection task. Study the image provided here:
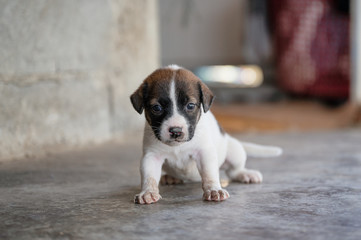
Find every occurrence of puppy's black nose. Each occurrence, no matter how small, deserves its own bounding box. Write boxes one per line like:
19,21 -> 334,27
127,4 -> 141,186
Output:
169,127 -> 183,139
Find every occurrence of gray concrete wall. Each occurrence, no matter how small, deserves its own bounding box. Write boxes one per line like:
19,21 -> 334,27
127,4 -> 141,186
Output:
0,0 -> 159,161
159,0 -> 247,69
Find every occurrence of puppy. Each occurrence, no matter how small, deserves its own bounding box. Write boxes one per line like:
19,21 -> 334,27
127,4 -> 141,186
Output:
130,65 -> 282,204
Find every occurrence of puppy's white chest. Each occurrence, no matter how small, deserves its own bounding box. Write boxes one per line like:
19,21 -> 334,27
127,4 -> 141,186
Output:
162,149 -> 201,182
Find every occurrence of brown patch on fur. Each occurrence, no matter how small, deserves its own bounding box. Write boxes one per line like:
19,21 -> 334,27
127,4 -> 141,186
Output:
175,69 -> 214,113
131,67 -> 214,114
130,68 -> 174,114
150,98 -> 158,104
145,68 -> 174,98
174,70 -> 201,98
175,68 -> 200,84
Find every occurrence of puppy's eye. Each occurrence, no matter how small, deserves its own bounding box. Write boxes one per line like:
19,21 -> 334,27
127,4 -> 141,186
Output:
151,104 -> 163,113
186,103 -> 196,111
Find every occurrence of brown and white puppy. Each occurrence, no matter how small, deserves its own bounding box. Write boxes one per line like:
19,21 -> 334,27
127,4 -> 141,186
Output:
130,65 -> 282,204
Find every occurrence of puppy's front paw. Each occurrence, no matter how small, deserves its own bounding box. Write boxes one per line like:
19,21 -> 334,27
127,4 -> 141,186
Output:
203,189 -> 230,202
134,191 -> 162,204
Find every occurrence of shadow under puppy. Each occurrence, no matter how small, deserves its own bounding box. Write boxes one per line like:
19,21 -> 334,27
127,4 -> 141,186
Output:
130,65 -> 282,204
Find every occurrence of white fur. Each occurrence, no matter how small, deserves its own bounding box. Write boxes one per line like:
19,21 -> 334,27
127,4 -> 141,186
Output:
144,111 -> 227,182
241,142 -> 282,157
134,70 -> 282,204
166,64 -> 182,70
160,80 -> 189,144
136,108 -> 282,204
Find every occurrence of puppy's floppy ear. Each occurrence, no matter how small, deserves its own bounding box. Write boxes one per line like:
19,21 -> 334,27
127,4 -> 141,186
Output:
130,82 -> 147,114
198,81 -> 214,113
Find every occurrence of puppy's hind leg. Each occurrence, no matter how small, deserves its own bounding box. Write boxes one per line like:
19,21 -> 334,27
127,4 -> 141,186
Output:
225,135 -> 263,184
160,174 -> 184,185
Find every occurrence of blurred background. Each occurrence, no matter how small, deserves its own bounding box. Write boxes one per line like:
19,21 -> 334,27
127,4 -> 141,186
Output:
0,0 -> 360,161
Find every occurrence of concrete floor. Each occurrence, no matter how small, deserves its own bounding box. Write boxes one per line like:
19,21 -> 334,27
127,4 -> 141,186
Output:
1,129 -> 361,240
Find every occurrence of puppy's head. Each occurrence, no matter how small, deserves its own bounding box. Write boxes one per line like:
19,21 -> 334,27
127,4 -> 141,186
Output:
130,65 -> 214,146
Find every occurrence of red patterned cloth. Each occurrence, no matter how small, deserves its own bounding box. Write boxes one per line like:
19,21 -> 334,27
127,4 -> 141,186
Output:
270,0 -> 350,98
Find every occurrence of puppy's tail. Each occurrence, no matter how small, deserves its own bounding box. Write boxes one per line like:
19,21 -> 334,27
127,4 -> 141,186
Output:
241,142 -> 283,158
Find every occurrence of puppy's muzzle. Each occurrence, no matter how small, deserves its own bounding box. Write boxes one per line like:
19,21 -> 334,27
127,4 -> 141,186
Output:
169,127 -> 184,139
